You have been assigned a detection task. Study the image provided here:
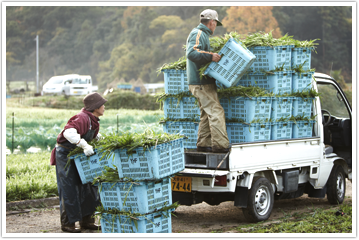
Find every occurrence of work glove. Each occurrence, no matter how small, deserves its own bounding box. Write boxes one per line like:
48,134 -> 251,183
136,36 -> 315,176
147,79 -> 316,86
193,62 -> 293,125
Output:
95,133 -> 104,141
77,139 -> 94,156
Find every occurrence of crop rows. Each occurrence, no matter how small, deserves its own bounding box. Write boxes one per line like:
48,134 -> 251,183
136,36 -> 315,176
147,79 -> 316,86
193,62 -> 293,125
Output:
6,108 -> 164,153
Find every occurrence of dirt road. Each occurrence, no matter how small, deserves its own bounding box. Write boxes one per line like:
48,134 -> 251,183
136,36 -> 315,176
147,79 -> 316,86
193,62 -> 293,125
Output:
5,180 -> 352,234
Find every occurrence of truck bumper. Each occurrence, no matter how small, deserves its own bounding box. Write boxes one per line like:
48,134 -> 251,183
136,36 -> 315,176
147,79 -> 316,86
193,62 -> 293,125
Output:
172,191 -> 235,206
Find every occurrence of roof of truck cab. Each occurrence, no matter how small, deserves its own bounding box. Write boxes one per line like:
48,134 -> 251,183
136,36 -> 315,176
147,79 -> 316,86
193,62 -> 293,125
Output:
314,72 -> 334,80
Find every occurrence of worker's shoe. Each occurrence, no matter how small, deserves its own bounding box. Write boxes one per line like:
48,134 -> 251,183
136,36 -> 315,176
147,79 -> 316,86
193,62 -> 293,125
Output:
212,147 -> 229,153
61,224 -> 81,233
80,223 -> 101,230
80,215 -> 101,230
197,146 -> 212,152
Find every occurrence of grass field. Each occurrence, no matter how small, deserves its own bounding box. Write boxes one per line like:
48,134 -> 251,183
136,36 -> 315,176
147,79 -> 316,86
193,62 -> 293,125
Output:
6,107 -> 164,129
230,202 -> 352,233
6,107 -> 165,152
6,152 -> 58,202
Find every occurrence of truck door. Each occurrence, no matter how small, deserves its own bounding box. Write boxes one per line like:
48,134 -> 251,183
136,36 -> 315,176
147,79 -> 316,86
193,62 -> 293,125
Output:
316,81 -> 352,167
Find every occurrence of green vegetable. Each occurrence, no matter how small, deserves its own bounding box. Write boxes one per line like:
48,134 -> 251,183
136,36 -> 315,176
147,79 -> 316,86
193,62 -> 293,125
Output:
67,128 -> 184,166
157,56 -> 187,73
158,30 -> 319,78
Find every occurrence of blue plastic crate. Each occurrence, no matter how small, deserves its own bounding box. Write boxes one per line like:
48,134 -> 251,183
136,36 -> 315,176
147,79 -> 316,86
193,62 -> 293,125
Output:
219,97 -> 230,119
221,97 -> 272,122
72,149 -> 117,185
182,97 -> 200,119
162,69 -> 188,94
292,71 -> 314,92
291,48 -> 312,70
271,121 -> 294,140
238,71 -> 293,94
163,97 -> 200,120
249,45 -> 294,72
292,120 -> 315,138
292,97 -> 314,118
114,138 -> 185,180
204,38 -> 256,88
163,121 -> 198,149
226,122 -> 272,143
99,177 -> 171,213
101,209 -> 173,233
271,97 -> 295,120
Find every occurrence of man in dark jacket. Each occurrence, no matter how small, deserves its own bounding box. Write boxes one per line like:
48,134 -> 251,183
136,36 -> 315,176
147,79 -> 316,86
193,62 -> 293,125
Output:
186,9 -> 229,153
50,92 -> 107,232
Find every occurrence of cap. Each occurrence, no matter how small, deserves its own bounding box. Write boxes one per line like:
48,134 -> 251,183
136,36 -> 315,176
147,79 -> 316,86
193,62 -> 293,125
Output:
83,92 -> 108,112
200,9 -> 222,26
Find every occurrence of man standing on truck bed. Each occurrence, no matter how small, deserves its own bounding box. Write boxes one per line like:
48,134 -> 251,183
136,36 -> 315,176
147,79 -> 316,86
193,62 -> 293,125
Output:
186,9 -> 229,153
50,92 -> 107,233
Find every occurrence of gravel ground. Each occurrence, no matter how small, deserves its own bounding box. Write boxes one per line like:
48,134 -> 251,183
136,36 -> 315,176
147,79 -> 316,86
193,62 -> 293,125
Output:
5,180 -> 352,234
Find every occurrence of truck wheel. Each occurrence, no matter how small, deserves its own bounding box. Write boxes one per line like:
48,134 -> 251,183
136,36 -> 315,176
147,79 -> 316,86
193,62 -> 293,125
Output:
242,177 -> 274,223
327,164 -> 346,204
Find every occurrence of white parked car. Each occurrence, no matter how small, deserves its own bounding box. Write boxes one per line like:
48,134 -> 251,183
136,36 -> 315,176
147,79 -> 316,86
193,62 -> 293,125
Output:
42,74 -> 98,96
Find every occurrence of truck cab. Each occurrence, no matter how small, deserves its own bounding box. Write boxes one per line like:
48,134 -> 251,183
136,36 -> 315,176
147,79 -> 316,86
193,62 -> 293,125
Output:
172,72 -> 352,222
62,75 -> 94,96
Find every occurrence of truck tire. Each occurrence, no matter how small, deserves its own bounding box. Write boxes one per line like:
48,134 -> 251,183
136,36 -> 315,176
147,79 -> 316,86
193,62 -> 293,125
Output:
327,164 -> 346,204
242,177 -> 274,223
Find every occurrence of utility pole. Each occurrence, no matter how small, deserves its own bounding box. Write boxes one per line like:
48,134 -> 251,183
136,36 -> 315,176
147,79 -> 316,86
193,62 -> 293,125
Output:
34,35 -> 39,94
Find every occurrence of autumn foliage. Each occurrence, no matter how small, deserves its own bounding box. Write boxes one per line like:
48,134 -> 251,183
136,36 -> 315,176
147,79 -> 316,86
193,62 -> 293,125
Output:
222,6 -> 282,38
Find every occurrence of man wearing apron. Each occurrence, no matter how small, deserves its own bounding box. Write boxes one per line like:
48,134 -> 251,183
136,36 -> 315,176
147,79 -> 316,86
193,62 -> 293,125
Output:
50,92 -> 107,233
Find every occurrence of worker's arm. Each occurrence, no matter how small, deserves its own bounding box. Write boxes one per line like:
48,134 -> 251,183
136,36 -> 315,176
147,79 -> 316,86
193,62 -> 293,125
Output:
186,30 -> 213,65
63,128 -> 94,156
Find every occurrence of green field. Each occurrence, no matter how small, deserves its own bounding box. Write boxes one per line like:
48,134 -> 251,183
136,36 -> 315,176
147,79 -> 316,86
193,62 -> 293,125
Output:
6,152 -> 58,202
6,107 -> 165,152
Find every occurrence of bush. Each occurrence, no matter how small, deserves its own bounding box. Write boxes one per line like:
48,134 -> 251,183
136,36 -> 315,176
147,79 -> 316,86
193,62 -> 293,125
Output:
105,90 -> 160,110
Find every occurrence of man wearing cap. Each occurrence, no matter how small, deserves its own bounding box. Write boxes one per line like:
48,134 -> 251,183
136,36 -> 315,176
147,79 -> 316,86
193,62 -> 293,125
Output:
49,92 -> 107,232
186,9 -> 229,153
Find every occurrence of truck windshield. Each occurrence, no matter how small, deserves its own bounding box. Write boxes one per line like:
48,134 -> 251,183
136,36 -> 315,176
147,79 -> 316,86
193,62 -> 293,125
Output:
48,78 -> 63,84
317,83 -> 350,119
71,78 -> 88,84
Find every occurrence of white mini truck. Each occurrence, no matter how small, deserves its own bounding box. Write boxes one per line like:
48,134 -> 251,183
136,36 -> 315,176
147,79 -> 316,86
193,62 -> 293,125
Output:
172,72 -> 352,222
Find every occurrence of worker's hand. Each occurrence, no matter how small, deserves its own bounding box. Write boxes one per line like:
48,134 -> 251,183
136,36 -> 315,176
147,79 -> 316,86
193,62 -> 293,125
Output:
77,139 -> 95,156
83,144 -> 94,156
95,133 -> 103,141
212,53 -> 221,62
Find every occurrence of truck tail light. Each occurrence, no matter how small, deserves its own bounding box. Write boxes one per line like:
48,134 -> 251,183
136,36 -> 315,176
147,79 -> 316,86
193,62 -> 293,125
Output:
214,175 -> 227,186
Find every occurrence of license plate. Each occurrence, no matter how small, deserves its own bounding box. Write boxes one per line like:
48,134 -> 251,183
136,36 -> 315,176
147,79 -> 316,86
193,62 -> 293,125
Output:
74,91 -> 78,93
171,176 -> 191,192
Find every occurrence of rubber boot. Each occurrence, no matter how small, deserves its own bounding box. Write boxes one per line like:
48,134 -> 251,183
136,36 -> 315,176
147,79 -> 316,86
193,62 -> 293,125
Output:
61,211 -> 81,233
80,215 -> 101,231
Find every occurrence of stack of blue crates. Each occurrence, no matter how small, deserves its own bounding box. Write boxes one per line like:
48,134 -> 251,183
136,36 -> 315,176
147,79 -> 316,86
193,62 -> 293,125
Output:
161,44 -> 316,147
72,137 -> 185,233
97,138 -> 185,233
162,69 -> 198,149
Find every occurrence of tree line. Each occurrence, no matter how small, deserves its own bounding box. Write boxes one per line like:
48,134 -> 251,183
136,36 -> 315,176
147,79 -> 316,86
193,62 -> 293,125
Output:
6,6 -> 352,91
